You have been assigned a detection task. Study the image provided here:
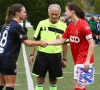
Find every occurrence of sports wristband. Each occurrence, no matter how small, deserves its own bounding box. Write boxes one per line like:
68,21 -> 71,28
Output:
63,58 -> 68,61
29,54 -> 34,57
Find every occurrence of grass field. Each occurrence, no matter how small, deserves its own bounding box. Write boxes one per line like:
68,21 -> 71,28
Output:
15,27 -> 100,90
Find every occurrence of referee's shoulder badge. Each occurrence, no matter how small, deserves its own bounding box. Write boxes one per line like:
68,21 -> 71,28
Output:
78,67 -> 95,85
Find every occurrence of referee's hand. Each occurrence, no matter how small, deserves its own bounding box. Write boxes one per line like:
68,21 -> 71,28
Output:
40,40 -> 48,47
62,60 -> 66,68
29,56 -> 34,65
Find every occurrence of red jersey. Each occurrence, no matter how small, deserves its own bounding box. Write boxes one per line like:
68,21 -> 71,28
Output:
62,19 -> 94,65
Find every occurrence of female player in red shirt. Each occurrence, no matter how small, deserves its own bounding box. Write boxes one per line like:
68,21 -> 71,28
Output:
46,2 -> 95,90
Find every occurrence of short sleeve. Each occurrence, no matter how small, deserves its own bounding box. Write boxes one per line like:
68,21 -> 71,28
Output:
33,21 -> 43,40
62,24 -> 70,39
15,25 -> 28,41
82,24 -> 93,40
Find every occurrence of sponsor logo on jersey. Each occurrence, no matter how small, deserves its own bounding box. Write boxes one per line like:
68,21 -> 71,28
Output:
70,35 -> 80,43
44,27 -> 46,31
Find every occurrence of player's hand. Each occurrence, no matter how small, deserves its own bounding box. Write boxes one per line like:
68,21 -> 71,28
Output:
84,61 -> 90,71
62,60 -> 66,68
29,56 -> 34,65
40,40 -> 48,47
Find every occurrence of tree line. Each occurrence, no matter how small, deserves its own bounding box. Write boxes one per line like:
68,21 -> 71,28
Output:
0,0 -> 99,30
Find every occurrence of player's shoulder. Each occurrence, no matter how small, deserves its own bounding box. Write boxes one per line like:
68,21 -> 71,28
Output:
10,20 -> 18,25
10,20 -> 21,28
80,19 -> 89,26
66,22 -> 73,29
10,20 -> 24,32
80,19 -> 90,30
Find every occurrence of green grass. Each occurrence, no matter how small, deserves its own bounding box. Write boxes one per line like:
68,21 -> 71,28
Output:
15,48 -> 28,90
27,27 -> 34,40
15,27 -> 100,90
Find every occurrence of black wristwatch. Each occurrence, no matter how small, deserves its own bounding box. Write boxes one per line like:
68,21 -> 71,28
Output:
29,54 -> 34,57
63,58 -> 68,61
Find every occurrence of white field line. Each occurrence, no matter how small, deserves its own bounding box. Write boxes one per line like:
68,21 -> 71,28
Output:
17,71 -> 100,74
22,44 -> 34,90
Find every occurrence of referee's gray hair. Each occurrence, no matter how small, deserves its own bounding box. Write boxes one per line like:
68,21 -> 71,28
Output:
48,4 -> 61,13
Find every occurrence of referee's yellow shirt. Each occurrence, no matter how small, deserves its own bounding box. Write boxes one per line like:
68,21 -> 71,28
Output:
34,19 -> 67,54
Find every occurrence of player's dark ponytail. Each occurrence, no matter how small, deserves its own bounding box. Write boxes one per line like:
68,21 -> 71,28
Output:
5,7 -> 12,26
5,4 -> 24,26
66,2 -> 85,20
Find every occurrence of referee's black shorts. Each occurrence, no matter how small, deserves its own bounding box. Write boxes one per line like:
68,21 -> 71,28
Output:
32,51 -> 63,80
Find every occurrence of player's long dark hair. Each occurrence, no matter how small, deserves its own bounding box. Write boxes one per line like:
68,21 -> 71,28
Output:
66,2 -> 85,20
5,4 -> 24,25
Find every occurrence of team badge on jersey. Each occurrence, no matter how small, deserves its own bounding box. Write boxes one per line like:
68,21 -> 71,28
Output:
78,67 -> 95,85
85,26 -> 90,30
56,35 -> 60,39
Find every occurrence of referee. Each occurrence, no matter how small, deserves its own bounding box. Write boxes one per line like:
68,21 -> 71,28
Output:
29,4 -> 68,90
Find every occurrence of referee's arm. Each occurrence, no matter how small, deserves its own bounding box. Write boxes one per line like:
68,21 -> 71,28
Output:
61,42 -> 68,68
62,42 -> 68,60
